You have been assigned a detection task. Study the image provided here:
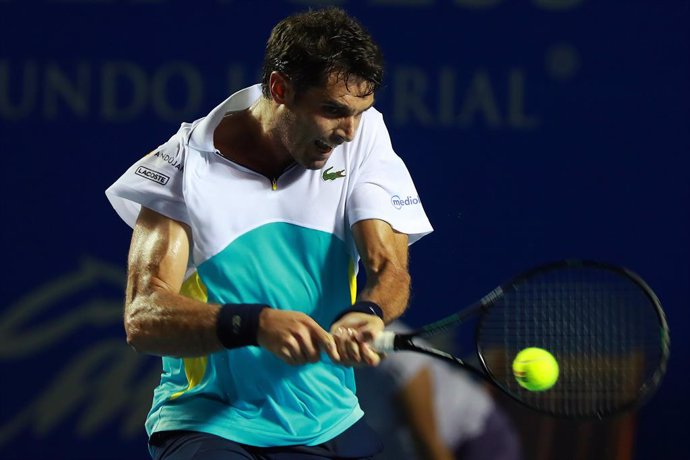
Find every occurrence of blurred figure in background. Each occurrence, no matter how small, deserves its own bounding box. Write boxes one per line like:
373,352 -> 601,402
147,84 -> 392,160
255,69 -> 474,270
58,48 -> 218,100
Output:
357,321 -> 522,460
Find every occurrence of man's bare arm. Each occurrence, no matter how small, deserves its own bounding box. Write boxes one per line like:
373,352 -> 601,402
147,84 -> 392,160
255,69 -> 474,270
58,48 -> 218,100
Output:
124,206 -> 222,357
330,218 -> 410,366
125,207 -> 339,363
353,218 -> 410,322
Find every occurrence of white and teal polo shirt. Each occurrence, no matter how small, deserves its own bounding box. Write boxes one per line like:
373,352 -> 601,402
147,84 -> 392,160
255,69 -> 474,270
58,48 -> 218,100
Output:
105,84 -> 433,447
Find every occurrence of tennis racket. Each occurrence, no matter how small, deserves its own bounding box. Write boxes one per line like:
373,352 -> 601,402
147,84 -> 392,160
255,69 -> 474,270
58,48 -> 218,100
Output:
373,260 -> 670,419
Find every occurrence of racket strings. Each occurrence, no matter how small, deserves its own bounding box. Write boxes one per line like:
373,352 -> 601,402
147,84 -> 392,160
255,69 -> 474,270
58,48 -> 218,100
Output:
477,264 -> 666,418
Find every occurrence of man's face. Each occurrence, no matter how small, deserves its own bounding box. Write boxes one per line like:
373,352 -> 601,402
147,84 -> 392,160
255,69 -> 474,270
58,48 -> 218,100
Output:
276,73 -> 375,170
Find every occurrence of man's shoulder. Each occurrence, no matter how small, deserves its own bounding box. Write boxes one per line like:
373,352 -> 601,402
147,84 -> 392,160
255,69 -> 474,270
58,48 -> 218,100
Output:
343,106 -> 387,158
362,106 -> 385,126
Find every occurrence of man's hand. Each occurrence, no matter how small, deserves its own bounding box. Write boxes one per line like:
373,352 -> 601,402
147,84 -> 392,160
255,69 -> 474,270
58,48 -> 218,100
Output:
257,309 -> 340,365
330,312 -> 385,367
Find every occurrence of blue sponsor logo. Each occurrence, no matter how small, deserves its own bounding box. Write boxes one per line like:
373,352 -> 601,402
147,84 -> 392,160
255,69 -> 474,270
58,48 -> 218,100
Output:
391,195 -> 420,210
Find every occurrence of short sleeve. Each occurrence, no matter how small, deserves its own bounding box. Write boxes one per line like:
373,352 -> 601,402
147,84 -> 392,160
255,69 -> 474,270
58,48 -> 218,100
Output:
105,129 -> 190,228
347,111 -> 433,244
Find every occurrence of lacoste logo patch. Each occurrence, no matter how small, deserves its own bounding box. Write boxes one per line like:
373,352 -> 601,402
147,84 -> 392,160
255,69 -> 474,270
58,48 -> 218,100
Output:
322,166 -> 346,181
136,166 -> 169,185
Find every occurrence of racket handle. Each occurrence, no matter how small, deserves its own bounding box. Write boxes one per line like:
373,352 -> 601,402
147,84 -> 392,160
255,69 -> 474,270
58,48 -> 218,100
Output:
372,331 -> 396,352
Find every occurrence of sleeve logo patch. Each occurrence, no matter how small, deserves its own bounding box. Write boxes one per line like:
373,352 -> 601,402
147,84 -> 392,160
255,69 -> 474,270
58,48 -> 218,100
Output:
135,166 -> 170,185
154,150 -> 184,171
391,195 -> 420,210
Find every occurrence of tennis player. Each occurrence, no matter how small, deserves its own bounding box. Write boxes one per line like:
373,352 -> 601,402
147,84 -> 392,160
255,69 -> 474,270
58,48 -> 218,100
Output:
106,7 -> 432,460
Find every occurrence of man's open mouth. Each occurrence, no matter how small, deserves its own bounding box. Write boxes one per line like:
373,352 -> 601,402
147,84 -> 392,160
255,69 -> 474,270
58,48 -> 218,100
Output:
315,139 -> 333,153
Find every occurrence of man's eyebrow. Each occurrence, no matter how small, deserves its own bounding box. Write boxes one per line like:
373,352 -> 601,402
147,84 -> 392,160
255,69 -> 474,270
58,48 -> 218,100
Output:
324,98 -> 375,115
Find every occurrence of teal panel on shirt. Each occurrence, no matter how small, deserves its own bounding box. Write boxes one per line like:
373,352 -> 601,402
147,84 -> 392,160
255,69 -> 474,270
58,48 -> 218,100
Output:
144,223 -> 362,446
198,222 -> 353,326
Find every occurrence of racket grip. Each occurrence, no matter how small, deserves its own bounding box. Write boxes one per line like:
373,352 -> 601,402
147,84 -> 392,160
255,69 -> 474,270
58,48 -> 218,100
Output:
372,331 -> 396,353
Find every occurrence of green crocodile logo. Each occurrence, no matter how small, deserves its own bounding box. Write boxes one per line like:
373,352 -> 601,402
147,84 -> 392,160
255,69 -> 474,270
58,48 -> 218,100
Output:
322,166 -> 346,181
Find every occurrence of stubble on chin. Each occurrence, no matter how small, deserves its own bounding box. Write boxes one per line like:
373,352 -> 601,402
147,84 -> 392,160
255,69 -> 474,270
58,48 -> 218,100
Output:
303,159 -> 328,171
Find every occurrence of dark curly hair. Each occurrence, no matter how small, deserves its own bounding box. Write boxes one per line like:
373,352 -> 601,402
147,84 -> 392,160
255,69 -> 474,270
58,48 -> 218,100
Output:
261,7 -> 384,99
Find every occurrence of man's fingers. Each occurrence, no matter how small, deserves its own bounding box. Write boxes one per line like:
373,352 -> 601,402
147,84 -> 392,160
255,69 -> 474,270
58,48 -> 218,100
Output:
332,328 -> 350,365
314,329 -> 340,362
331,313 -> 385,348
331,318 -> 369,333
285,335 -> 313,365
294,331 -> 320,363
262,310 -> 382,366
356,327 -> 377,343
296,326 -> 336,364
279,346 -> 296,365
333,327 -> 364,365
298,317 -> 339,363
360,342 -> 381,366
344,334 -> 362,362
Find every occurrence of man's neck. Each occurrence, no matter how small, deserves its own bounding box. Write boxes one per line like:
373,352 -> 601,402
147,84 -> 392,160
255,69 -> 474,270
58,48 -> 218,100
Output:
214,99 -> 294,178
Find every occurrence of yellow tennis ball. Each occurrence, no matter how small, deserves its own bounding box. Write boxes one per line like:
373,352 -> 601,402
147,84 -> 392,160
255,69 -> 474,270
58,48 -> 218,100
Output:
512,347 -> 559,391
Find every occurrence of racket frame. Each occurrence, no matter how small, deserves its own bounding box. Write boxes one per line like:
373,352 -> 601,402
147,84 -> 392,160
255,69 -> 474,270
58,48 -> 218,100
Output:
376,260 -> 670,419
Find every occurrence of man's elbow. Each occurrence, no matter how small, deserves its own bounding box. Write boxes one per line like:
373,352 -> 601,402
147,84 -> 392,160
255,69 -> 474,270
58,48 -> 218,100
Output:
124,321 -> 143,353
123,301 -> 148,352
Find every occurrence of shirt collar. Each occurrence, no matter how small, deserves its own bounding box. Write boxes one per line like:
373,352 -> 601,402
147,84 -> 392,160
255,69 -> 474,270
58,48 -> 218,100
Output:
188,84 -> 263,152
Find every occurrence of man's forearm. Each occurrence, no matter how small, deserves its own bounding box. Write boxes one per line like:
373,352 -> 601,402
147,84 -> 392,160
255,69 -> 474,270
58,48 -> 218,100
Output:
125,290 -> 223,357
357,260 -> 410,322
351,219 -> 411,323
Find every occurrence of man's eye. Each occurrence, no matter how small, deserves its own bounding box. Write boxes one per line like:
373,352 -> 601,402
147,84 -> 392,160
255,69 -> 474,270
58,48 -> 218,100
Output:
323,106 -> 342,116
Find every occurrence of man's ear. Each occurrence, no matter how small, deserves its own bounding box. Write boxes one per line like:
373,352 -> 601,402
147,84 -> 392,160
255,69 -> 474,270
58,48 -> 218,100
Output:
269,72 -> 293,104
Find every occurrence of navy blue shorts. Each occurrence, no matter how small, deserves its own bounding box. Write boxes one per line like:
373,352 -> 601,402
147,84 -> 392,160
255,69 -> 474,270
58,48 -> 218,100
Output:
148,418 -> 383,460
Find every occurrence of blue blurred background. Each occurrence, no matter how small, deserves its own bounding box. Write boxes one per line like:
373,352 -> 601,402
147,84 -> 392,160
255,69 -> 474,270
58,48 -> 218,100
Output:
1,0 -> 687,459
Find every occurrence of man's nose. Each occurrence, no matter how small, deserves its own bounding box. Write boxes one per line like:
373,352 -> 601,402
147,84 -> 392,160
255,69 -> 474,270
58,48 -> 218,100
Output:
335,116 -> 357,144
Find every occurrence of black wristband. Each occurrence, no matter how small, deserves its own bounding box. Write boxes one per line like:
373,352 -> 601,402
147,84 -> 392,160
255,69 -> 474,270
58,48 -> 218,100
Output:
216,304 -> 268,349
332,300 -> 384,325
